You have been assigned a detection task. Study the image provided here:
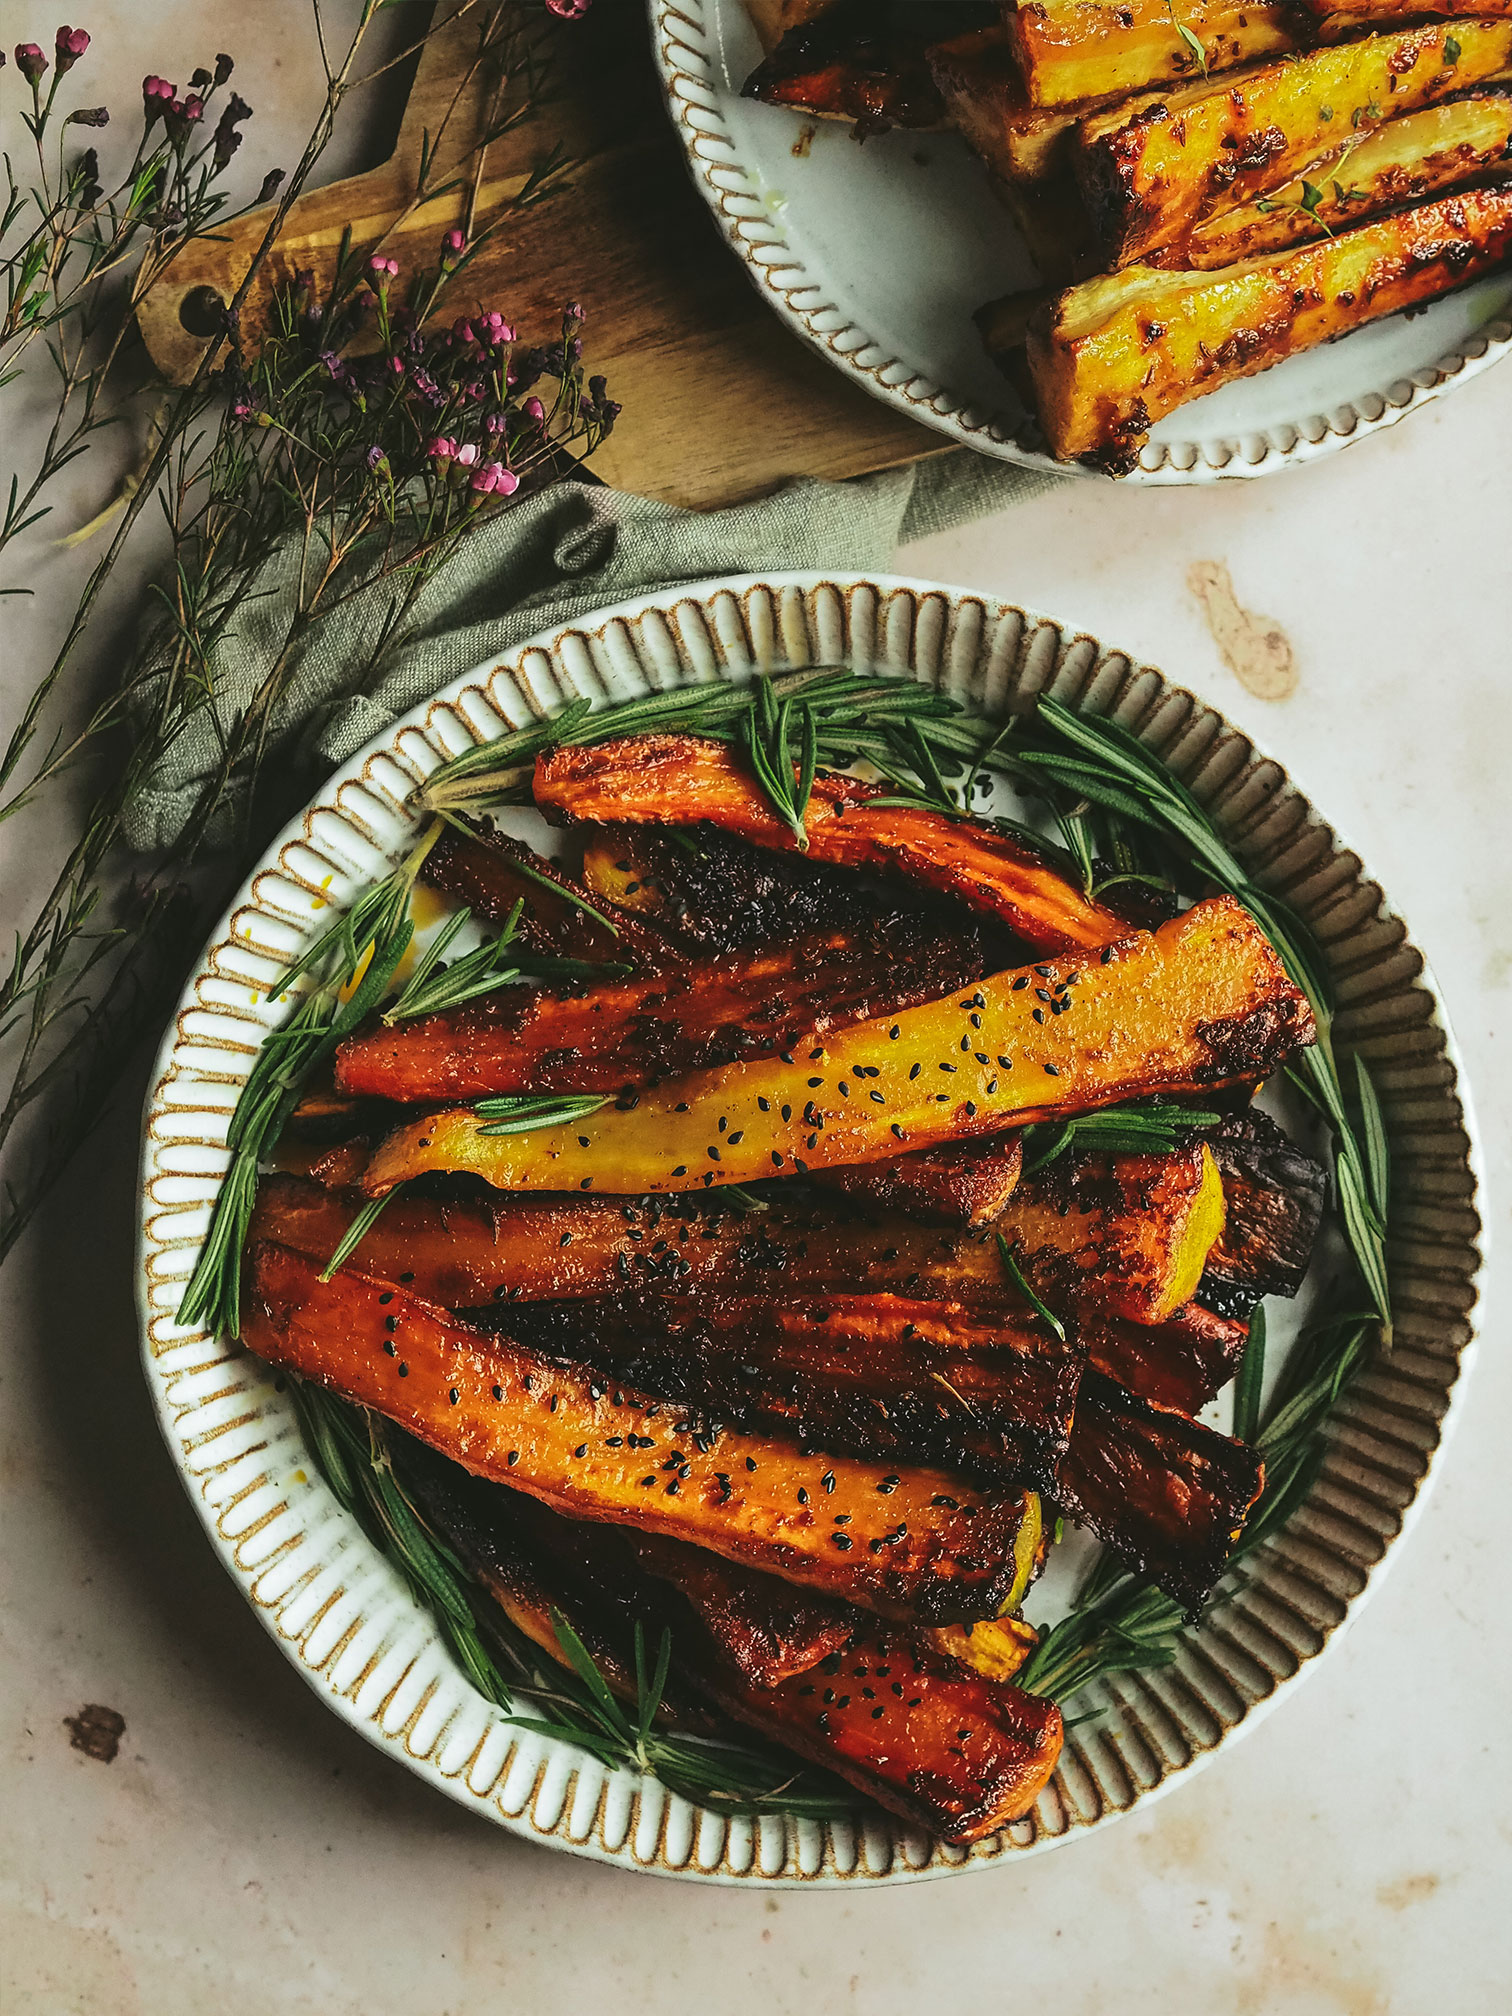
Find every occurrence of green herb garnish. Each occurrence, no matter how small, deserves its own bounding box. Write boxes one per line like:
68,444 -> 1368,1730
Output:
1021,1098 -> 1223,1173
288,1380 -> 852,1819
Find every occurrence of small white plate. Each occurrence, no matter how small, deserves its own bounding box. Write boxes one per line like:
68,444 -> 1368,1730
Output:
137,573 -> 1481,1882
650,0 -> 1512,480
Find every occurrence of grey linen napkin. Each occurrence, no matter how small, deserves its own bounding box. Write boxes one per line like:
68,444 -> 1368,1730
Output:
123,451 -> 1051,851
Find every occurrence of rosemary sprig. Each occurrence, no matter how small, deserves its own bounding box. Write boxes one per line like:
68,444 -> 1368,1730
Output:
176,826 -> 439,1337
1020,1098 -> 1223,1173
473,1092 -> 612,1136
1231,1303 -> 1267,1447
288,1379 -> 851,1819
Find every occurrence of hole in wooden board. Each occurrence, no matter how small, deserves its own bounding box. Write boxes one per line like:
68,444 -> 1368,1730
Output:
179,286 -> 229,337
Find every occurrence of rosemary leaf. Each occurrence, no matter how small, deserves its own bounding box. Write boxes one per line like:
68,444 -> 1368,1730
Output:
319,1187 -> 400,1282
995,1234 -> 1067,1344
473,1092 -> 612,1136
1231,1303 -> 1266,1445
1021,1099 -> 1222,1173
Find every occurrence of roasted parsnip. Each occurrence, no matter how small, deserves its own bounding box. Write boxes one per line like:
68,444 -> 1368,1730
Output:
1305,0 -> 1512,37
1008,0 -> 1293,110
1172,92 -> 1512,271
1075,21 -> 1512,268
1025,181 -> 1512,468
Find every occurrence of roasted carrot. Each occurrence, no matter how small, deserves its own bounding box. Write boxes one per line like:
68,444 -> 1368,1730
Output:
363,898 -> 1313,1198
534,736 -> 1128,952
244,1240 -> 1039,1623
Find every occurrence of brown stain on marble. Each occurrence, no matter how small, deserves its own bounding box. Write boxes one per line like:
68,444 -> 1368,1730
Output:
1188,561 -> 1298,702
1376,1872 -> 1441,1910
64,1702 -> 126,1763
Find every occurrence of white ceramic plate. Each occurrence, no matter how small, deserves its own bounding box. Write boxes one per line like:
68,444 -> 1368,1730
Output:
649,1 -> 1512,480
137,574 -> 1482,1883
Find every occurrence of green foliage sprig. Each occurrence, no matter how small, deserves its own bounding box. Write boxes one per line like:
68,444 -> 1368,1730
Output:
0,1 -> 609,1267
1019,1304 -> 1378,1700
288,1377 -> 853,1819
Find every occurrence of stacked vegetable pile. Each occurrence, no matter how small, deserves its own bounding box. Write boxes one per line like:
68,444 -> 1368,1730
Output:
187,678 -> 1345,1844
742,0 -> 1512,468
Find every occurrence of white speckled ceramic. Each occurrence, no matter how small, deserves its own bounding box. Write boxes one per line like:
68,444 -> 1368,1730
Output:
650,0 -> 1512,481
137,574 -> 1482,1882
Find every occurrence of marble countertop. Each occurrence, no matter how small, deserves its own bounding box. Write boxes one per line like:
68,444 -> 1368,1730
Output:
3,5 -> 1510,2011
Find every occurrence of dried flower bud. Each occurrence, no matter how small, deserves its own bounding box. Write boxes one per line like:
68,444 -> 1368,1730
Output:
15,43 -> 49,85
562,302 -> 585,327
477,311 -> 517,346
441,226 -> 466,264
55,26 -> 90,72
190,67 -> 213,90
547,0 -> 593,18
523,396 -> 546,428
365,253 -> 399,290
66,105 -> 109,127
215,52 -> 234,85
165,94 -> 204,144
142,75 -> 174,125
256,168 -> 285,204
588,375 -> 608,404
365,445 -> 389,473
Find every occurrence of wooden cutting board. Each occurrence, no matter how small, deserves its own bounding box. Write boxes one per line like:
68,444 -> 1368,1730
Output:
135,2 -> 943,509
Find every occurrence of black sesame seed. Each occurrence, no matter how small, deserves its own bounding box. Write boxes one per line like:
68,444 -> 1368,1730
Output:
1044,1062 -> 1060,1076
745,1456 -> 757,1472
822,1471 -> 836,1492
674,1101 -> 690,1114
798,1487 -> 809,1504
1012,976 -> 1029,991
871,1706 -> 884,1720
1101,945 -> 1114,964
671,1165 -> 687,1177
574,1444 -> 587,1458
398,1363 -> 409,1378
965,1101 -> 978,1117
728,1130 -> 744,1145
382,1340 -> 396,1357
908,1062 -> 921,1081
891,1123 -> 904,1139
1032,1008 -> 1045,1024
383,1315 -> 398,1333
492,1383 -> 503,1400
888,1025 -> 900,1040
507,1450 -> 518,1465
399,1271 -> 414,1284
